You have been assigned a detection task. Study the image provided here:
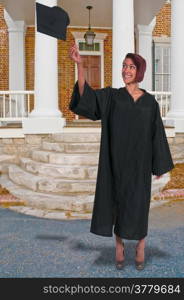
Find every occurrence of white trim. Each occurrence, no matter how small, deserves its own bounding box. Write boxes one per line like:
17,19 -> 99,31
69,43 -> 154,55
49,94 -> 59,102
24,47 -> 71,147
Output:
26,25 -> 112,30
153,36 -> 171,43
71,31 -> 107,40
69,26 -> 112,30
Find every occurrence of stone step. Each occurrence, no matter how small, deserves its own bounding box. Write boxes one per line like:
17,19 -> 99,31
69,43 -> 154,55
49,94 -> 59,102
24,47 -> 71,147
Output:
66,120 -> 101,128
50,132 -> 101,143
169,144 -> 184,161
0,154 -> 16,173
151,173 -> 171,196
20,157 -> 98,179
0,154 -> 15,163
0,173 -> 172,220
8,164 -> 96,194
42,141 -> 100,153
0,174 -> 94,212
31,150 -> 99,165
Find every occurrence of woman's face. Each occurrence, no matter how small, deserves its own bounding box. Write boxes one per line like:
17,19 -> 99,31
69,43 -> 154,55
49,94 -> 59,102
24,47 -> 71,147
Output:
122,58 -> 137,84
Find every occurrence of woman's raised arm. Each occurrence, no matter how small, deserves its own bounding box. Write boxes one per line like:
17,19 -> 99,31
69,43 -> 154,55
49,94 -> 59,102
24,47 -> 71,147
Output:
69,43 -> 85,96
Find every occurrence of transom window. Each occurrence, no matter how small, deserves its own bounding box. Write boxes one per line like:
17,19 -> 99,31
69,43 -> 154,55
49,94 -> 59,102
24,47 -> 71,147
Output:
78,42 -> 100,52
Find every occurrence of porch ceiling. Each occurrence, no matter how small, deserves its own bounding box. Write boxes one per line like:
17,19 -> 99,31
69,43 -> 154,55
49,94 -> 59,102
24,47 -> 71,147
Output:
0,0 -> 165,27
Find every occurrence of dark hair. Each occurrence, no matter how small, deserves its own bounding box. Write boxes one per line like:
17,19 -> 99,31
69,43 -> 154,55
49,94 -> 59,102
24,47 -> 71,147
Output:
124,53 -> 146,82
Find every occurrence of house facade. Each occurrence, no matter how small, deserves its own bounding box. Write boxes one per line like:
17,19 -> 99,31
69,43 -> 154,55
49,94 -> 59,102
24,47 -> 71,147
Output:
0,0 -> 183,134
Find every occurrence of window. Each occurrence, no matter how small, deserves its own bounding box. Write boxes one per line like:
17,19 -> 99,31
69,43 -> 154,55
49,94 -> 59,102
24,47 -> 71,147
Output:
153,43 -> 171,91
78,42 -> 100,52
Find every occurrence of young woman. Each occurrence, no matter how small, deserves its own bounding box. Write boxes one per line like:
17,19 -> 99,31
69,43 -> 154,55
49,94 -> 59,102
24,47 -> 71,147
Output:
69,44 -> 174,270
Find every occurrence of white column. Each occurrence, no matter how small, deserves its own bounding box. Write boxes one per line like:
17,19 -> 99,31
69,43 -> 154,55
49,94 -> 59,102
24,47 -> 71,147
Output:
135,18 -> 156,91
112,0 -> 134,88
167,0 -> 184,132
23,0 -> 65,134
4,11 -> 26,116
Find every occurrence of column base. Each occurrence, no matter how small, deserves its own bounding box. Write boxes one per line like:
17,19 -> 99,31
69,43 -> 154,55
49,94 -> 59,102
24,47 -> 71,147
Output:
166,111 -> 184,133
22,117 -> 66,134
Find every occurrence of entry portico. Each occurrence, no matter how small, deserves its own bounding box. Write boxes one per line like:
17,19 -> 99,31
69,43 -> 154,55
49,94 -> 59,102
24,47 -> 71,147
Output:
0,0 -> 184,133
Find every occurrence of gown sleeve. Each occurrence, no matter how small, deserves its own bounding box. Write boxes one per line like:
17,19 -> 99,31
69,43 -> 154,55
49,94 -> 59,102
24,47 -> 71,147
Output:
69,80 -> 111,120
152,100 -> 175,176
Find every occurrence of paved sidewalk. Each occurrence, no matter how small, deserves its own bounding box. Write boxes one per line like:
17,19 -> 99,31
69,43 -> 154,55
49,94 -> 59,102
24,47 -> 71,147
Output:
0,200 -> 183,278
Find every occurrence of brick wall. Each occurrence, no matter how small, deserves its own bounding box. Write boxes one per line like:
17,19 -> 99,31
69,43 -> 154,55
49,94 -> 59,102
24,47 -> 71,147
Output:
25,26 -> 35,111
153,1 -> 171,37
0,5 -> 9,90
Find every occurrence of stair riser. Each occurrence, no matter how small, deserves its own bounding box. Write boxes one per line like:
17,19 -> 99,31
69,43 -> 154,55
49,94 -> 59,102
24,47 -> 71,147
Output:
51,133 -> 101,143
38,181 -> 96,194
26,198 -> 93,212
42,142 -> 100,153
8,165 -> 96,194
31,151 -> 99,165
9,170 -> 37,192
20,159 -> 98,179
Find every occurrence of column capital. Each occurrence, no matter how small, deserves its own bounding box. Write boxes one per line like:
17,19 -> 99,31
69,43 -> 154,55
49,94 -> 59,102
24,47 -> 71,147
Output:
4,9 -> 26,33
135,17 -> 156,36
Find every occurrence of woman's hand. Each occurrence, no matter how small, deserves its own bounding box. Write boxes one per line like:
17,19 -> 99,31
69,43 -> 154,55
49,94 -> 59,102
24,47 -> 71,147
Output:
69,43 -> 82,64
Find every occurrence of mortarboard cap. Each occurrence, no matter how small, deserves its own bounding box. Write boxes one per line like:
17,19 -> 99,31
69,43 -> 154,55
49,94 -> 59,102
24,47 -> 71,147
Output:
36,2 -> 70,40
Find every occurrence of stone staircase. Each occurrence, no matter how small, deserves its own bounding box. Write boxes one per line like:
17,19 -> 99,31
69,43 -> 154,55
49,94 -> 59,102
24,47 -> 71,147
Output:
0,131 -> 183,219
0,132 -> 101,217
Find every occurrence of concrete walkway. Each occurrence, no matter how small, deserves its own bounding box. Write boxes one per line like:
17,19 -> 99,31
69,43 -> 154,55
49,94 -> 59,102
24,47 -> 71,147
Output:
0,200 -> 183,278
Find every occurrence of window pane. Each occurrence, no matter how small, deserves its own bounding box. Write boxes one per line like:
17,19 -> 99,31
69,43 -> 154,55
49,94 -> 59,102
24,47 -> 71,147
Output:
155,46 -> 162,73
163,74 -> 171,91
78,42 -> 100,52
95,43 -> 100,51
79,42 -> 83,51
154,43 -> 171,91
155,74 -> 162,91
163,47 -> 169,73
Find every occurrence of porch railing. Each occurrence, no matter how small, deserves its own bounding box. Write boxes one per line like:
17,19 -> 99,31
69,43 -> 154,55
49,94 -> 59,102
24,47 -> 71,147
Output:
149,91 -> 172,119
0,91 -> 34,124
0,90 -> 171,125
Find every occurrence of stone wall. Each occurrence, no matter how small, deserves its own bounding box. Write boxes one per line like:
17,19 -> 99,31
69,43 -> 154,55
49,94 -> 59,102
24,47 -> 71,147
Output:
0,134 -> 50,164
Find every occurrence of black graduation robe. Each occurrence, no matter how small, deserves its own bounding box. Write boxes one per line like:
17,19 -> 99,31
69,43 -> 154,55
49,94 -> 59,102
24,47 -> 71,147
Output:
69,81 -> 174,240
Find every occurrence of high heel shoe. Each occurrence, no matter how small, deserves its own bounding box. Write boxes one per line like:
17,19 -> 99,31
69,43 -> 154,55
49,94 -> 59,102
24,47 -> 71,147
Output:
135,246 -> 145,271
115,242 -> 125,270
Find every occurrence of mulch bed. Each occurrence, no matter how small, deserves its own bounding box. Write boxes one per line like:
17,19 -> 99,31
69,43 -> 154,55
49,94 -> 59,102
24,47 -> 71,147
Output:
162,163 -> 184,190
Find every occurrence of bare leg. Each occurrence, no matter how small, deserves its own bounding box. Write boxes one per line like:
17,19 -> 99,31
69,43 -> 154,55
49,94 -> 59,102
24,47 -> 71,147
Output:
135,238 -> 145,270
135,238 -> 145,262
115,234 -> 124,261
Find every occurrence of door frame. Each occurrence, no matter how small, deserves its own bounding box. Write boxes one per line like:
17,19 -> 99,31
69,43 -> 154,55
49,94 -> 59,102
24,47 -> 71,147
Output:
74,38 -> 104,88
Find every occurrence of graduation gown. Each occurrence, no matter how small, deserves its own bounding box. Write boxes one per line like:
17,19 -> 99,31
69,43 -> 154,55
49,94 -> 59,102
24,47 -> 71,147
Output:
69,81 -> 174,240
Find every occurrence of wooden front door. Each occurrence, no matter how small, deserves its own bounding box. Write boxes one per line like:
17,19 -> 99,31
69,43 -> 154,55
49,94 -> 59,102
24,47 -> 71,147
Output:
79,55 -> 101,119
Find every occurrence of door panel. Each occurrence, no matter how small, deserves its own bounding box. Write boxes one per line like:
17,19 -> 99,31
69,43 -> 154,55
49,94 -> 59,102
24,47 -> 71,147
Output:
79,55 -> 101,119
